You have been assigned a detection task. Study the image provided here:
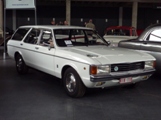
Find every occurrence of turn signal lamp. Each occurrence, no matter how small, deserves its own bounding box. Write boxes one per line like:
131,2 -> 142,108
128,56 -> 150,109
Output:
90,66 -> 97,75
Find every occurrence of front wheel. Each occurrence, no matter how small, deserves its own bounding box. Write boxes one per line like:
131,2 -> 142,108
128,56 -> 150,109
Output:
15,54 -> 28,74
63,67 -> 86,98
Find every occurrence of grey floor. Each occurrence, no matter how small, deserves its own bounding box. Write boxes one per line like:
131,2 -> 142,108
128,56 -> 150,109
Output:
0,47 -> 161,120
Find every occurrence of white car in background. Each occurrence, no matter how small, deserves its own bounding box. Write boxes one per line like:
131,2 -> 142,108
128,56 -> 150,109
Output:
7,25 -> 155,97
103,26 -> 138,47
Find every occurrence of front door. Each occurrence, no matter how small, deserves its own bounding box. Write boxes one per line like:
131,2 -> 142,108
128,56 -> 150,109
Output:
22,28 -> 55,75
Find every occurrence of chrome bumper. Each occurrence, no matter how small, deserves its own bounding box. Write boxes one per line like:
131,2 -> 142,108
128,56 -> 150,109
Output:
90,69 -> 155,82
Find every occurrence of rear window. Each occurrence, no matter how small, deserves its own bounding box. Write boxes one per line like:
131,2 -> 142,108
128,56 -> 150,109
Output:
12,28 -> 30,41
106,29 -> 130,36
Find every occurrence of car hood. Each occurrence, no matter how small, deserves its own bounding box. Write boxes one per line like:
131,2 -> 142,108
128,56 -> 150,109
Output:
62,46 -> 154,65
103,35 -> 138,43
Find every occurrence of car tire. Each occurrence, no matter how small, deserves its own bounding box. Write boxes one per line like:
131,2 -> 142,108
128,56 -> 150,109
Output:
15,54 -> 28,74
63,67 -> 86,98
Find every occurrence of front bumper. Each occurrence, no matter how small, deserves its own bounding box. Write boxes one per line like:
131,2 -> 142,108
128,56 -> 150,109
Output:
90,69 -> 155,82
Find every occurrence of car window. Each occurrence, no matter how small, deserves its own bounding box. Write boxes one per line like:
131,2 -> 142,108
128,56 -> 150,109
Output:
71,29 -> 86,44
54,29 -> 70,39
54,29 -> 107,47
12,28 -> 30,41
39,29 -> 54,47
148,29 -> 161,42
106,29 -> 129,36
132,29 -> 136,36
24,28 -> 40,44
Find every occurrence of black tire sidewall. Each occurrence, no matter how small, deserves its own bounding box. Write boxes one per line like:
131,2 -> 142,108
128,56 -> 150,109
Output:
63,67 -> 85,97
16,54 -> 28,74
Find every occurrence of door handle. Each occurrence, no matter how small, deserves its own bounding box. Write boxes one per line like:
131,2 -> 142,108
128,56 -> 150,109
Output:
20,43 -> 23,46
143,42 -> 147,44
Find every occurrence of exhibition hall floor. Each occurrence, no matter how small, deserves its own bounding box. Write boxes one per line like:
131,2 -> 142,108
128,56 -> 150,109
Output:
0,46 -> 161,120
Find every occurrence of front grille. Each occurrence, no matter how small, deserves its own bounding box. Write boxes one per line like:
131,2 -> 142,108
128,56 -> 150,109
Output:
111,62 -> 145,72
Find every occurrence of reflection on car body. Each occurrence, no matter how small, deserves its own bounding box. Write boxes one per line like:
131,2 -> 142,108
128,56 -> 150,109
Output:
118,24 -> 161,72
7,25 -> 155,97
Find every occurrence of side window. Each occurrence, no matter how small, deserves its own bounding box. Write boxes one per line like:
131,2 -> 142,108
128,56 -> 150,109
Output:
12,28 -> 30,41
24,28 -> 40,44
148,29 -> 161,42
39,29 -> 53,47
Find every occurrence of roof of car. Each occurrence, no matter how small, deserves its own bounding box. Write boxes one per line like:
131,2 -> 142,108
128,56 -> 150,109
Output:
106,26 -> 136,30
138,23 -> 161,39
19,25 -> 93,30
145,23 -> 161,30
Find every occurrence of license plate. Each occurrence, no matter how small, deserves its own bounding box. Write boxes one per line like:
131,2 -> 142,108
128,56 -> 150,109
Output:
120,77 -> 132,84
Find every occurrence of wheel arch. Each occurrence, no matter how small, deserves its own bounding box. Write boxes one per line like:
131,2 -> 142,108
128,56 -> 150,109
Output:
14,51 -> 22,60
61,64 -> 81,79
61,65 -> 73,79
61,62 -> 89,86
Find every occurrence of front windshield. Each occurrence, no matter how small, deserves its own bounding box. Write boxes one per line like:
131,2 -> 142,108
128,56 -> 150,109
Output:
106,29 -> 130,36
54,29 -> 108,47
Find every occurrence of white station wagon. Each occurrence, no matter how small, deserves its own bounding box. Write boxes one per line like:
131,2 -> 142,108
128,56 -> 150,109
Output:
7,25 -> 155,97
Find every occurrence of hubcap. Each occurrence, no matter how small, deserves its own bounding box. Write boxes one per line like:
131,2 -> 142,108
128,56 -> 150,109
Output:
17,58 -> 23,71
66,73 -> 76,92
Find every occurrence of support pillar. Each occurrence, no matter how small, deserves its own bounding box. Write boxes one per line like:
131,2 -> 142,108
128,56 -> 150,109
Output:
66,0 -> 71,25
13,10 -> 16,31
132,2 -> 138,28
0,0 -> 3,37
119,7 -> 123,26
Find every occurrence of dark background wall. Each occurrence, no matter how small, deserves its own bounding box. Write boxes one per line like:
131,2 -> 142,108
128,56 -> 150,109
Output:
5,4 -> 161,36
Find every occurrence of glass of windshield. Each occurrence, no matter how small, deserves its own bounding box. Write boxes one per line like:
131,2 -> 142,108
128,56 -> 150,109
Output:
106,29 -> 130,36
54,29 -> 107,47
